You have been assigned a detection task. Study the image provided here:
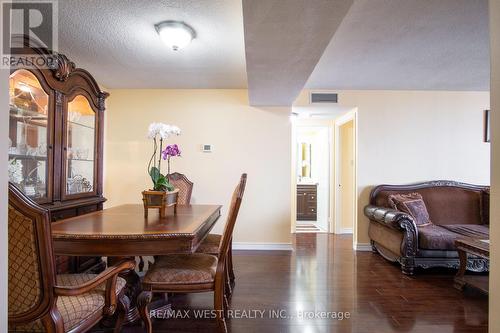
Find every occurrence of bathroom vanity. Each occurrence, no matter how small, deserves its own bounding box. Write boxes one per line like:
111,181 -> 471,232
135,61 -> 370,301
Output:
297,183 -> 317,221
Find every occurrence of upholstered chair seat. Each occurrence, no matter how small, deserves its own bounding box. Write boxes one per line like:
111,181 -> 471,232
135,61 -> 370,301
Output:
196,234 -> 221,255
196,233 -> 236,291
10,274 -> 127,332
144,254 -> 218,287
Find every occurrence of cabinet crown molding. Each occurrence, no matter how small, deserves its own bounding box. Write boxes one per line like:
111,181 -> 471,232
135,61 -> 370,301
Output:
50,53 -> 76,82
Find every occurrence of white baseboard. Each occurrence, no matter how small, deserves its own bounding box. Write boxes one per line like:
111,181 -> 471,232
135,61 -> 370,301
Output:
232,242 -> 293,251
355,243 -> 372,252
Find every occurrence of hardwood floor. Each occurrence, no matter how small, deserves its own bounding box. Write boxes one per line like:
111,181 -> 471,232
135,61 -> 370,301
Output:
118,234 -> 488,332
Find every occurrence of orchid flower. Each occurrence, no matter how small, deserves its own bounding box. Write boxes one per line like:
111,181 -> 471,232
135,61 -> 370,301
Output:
162,144 -> 181,159
162,144 -> 181,175
148,123 -> 182,140
147,123 -> 182,191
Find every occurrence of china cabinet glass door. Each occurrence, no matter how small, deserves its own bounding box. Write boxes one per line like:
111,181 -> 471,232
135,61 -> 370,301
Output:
8,69 -> 51,201
64,94 -> 97,197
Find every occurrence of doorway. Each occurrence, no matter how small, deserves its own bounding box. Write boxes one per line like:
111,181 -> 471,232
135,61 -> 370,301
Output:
294,124 -> 331,233
290,107 -> 357,237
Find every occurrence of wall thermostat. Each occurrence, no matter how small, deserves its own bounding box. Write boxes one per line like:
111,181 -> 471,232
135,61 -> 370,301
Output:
202,144 -> 213,152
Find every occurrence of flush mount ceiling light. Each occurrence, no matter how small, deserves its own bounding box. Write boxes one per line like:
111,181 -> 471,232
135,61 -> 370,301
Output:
155,20 -> 196,51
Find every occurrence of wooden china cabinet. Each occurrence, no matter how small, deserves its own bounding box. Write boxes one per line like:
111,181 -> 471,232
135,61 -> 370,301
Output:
8,41 -> 108,273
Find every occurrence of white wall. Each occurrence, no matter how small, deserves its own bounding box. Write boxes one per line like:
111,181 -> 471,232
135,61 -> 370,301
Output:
105,89 -> 292,246
1,68 -> 9,332
489,0 -> 500,331
296,90 -> 490,245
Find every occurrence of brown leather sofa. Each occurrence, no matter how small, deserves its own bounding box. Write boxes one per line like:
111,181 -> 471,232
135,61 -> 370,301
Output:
364,181 -> 490,275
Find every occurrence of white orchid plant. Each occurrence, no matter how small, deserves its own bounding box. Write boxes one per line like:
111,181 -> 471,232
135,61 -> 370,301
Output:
147,123 -> 181,191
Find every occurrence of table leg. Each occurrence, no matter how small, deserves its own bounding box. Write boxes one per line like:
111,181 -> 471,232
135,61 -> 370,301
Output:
454,249 -> 467,290
108,256 -> 142,324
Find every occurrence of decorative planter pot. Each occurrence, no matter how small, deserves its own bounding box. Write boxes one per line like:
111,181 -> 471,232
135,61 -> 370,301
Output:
142,188 -> 180,218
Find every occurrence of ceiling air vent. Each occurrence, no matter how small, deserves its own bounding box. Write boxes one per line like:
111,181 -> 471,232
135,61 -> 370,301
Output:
310,92 -> 338,104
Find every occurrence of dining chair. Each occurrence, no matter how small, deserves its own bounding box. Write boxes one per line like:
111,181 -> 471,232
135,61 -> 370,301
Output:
167,172 -> 235,294
192,179 -> 235,290
196,234 -> 235,291
138,173 -> 247,333
159,172 -> 235,286
8,183 -> 135,333
151,172 -> 236,291
167,172 -> 194,204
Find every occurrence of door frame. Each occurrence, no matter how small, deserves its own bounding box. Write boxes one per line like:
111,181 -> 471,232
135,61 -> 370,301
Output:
333,110 -> 358,238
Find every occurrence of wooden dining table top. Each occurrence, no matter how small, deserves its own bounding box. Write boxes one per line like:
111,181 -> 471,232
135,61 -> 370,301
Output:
51,204 -> 222,256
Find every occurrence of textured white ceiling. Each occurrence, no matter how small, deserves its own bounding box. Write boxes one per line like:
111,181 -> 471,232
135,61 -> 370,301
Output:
306,0 -> 490,91
57,0 -> 490,94
58,0 -> 247,88
242,0 -> 353,106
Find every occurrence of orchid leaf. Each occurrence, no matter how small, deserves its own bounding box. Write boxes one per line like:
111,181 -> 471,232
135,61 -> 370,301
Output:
156,175 -> 167,187
165,181 -> 175,192
149,167 -> 160,183
155,175 -> 169,191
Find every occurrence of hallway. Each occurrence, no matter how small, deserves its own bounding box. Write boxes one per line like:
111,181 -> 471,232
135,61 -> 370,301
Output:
123,234 -> 488,332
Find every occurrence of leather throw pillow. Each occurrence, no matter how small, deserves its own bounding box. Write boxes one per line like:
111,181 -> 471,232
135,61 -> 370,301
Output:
388,192 -> 432,226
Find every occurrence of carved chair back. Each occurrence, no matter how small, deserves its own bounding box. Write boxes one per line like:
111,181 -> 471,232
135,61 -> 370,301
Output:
217,174 -> 247,262
8,183 -> 57,325
167,172 -> 194,205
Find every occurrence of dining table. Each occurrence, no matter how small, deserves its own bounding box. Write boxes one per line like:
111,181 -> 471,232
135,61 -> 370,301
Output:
51,203 -> 222,324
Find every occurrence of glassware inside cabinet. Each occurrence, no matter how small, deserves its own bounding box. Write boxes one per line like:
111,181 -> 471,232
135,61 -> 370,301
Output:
66,95 -> 96,195
8,70 -> 49,200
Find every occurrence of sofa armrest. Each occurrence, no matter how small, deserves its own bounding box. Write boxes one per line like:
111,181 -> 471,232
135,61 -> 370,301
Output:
364,205 -> 418,258
364,205 -> 415,228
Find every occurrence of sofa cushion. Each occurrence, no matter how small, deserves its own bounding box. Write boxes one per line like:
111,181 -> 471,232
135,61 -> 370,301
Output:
388,193 -> 432,226
441,224 -> 489,240
418,224 -> 490,250
418,225 -> 459,250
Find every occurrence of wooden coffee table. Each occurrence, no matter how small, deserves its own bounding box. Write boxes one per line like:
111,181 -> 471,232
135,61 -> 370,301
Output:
454,238 -> 489,294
